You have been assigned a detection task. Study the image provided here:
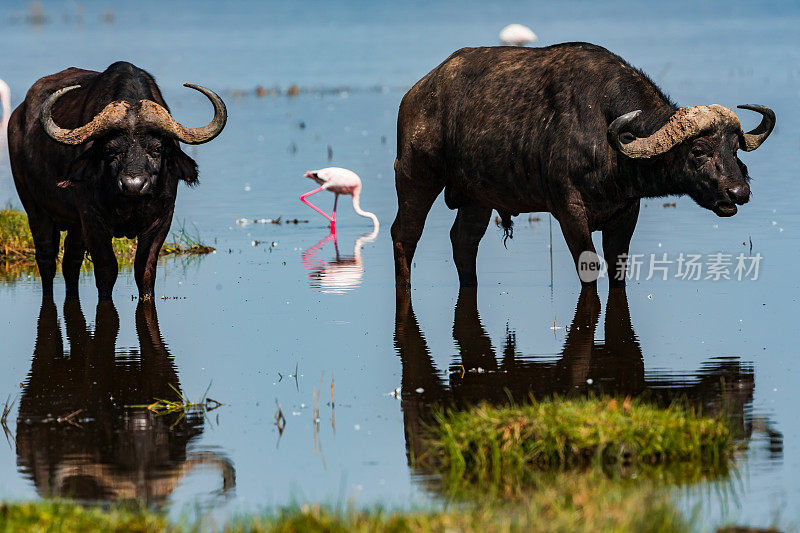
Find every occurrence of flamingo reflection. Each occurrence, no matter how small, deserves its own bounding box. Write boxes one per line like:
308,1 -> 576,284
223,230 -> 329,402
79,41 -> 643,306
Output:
301,228 -> 378,293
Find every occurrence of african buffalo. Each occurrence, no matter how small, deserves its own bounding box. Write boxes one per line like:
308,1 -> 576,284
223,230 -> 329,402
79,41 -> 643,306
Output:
391,43 -> 775,288
7,61 -> 226,300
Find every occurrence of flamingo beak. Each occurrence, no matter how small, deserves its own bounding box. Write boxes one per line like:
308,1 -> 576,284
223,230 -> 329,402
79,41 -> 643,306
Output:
304,170 -> 318,179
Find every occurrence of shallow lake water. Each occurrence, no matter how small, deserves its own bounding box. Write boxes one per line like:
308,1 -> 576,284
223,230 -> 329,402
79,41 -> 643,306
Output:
0,0 -> 799,529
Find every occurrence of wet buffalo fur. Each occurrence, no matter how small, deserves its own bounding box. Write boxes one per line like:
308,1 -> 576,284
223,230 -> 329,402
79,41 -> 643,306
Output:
8,62 -> 199,301
392,43 -> 754,288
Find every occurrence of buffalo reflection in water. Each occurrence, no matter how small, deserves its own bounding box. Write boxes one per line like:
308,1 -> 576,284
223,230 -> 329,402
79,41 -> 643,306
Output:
395,288 -> 780,470
16,300 -> 234,506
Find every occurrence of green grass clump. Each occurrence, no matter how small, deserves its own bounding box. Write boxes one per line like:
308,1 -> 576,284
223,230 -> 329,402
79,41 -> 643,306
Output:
426,396 -> 733,491
0,501 -> 166,532
0,208 -> 213,282
0,208 -> 34,258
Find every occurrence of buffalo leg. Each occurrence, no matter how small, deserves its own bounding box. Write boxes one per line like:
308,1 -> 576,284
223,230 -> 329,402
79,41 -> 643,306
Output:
62,230 -> 86,300
134,214 -> 173,301
602,200 -> 640,287
391,163 -> 444,288
557,288 -> 601,391
28,216 -> 60,301
453,288 -> 497,371
450,204 -> 492,287
83,226 -> 118,301
556,205 -> 598,289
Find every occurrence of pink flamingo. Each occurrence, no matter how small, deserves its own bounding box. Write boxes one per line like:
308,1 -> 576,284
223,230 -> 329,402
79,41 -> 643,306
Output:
300,167 -> 379,232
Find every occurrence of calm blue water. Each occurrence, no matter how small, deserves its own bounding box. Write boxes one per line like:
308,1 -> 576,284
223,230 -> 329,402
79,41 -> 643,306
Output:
1,1 -> 799,529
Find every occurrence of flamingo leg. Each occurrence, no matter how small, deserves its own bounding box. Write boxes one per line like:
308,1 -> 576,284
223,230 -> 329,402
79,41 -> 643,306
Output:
331,194 -> 339,231
300,187 -> 335,225
301,231 -> 336,267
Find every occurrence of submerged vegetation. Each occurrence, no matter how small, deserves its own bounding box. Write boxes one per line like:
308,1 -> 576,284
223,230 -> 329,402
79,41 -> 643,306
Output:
127,383 -> 223,421
0,208 -> 214,280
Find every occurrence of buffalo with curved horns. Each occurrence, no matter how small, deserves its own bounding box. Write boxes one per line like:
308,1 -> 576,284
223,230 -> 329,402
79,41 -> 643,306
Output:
7,62 -> 226,300
391,43 -> 775,288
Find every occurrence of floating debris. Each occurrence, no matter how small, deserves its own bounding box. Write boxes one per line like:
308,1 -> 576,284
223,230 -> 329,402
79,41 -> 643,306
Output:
663,202 -> 676,208
236,216 -> 308,226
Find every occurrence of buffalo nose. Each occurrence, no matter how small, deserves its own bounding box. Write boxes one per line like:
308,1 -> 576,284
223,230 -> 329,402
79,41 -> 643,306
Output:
119,176 -> 148,195
727,185 -> 750,205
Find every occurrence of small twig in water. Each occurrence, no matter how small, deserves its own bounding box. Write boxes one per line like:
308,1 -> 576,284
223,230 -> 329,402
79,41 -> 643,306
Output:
312,372 -> 327,469
275,400 -> 286,436
1,396 -> 16,446
331,372 -> 336,434
41,409 -> 84,428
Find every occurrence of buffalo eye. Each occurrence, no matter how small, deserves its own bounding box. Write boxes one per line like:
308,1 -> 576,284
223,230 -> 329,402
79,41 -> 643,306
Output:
147,141 -> 163,158
691,146 -> 706,159
103,146 -> 122,159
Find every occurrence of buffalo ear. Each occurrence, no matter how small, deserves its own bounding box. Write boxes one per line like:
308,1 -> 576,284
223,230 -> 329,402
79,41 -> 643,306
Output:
166,142 -> 199,186
61,144 -> 100,187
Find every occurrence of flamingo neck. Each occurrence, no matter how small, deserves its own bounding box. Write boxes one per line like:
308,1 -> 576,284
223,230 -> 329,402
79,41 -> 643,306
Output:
353,227 -> 379,263
352,190 -> 379,231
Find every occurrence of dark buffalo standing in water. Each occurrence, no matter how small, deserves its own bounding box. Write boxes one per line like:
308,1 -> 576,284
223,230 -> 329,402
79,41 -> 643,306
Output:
7,62 -> 226,300
391,43 -> 775,288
